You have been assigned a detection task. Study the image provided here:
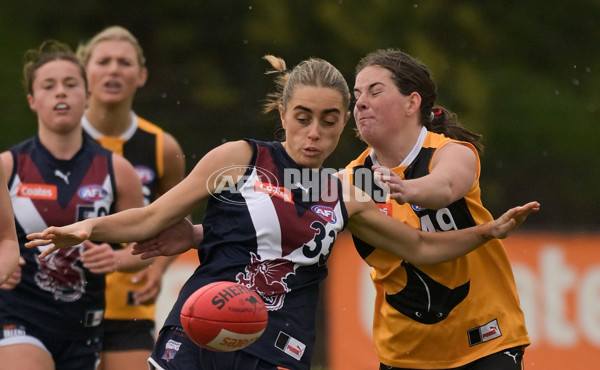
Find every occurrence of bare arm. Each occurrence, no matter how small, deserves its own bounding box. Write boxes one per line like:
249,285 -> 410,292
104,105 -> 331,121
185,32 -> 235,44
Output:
344,183 -> 539,265
158,132 -> 186,197
132,130 -> 188,297
378,142 -> 478,209
26,141 -> 253,257
112,153 -> 145,213
0,157 -> 19,284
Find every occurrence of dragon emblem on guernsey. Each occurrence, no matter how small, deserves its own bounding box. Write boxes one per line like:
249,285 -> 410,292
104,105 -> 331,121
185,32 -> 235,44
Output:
236,252 -> 296,310
34,246 -> 86,302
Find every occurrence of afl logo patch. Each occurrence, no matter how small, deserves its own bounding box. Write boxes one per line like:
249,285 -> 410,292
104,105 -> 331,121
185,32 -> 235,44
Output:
78,185 -> 108,201
411,204 -> 427,212
135,166 -> 155,184
311,205 -> 337,223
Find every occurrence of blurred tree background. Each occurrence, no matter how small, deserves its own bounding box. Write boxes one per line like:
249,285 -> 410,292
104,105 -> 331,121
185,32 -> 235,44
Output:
1,0 -> 598,230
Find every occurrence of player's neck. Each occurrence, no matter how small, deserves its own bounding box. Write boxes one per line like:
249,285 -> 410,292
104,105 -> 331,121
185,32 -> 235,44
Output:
38,126 -> 83,160
85,102 -> 132,137
370,124 -> 423,168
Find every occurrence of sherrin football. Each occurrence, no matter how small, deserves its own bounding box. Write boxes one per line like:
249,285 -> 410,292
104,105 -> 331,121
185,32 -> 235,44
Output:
180,281 -> 268,352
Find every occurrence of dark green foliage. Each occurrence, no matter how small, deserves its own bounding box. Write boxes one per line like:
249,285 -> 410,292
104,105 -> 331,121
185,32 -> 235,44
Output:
1,0 -> 598,230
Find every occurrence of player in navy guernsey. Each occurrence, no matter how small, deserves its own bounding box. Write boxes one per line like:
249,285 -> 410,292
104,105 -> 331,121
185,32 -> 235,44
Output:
0,40 -> 148,370
27,56 -> 539,370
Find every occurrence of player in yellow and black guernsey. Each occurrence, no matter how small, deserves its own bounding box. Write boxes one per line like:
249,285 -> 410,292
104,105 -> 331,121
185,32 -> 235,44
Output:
82,112 -> 184,354
348,49 -> 529,369
78,26 -> 185,370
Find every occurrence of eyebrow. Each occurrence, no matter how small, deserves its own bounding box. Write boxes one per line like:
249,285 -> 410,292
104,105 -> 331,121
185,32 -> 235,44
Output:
354,82 -> 384,93
293,105 -> 341,114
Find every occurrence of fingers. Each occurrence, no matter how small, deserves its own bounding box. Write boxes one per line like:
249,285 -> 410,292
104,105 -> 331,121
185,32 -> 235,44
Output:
26,228 -> 55,241
131,268 -> 161,305
139,250 -> 162,260
130,242 -> 142,255
38,245 -> 59,259
132,280 -> 160,305
133,287 -> 159,305
131,240 -> 162,260
511,201 -> 540,226
494,201 -> 540,239
26,232 -> 45,241
24,236 -> 55,249
131,240 -> 152,255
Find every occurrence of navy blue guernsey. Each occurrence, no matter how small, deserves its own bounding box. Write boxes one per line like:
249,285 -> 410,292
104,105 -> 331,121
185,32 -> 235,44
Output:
164,139 -> 348,369
0,135 -> 117,341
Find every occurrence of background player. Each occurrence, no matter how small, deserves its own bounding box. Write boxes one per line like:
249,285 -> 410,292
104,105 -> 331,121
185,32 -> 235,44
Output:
0,39 -> 149,370
76,26 -> 186,370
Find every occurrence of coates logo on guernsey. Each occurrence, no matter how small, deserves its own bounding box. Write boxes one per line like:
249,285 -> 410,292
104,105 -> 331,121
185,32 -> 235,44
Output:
207,165 -> 282,205
254,181 -> 293,204
78,185 -> 108,202
17,184 -> 57,200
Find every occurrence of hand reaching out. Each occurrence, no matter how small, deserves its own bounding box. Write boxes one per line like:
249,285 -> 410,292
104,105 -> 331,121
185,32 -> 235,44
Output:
489,201 -> 540,239
81,241 -> 117,274
131,218 -> 197,260
372,165 -> 408,204
25,223 -> 91,259
130,266 -> 162,305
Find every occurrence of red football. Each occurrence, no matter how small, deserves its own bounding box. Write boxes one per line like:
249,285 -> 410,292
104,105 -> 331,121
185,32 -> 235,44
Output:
180,281 -> 268,352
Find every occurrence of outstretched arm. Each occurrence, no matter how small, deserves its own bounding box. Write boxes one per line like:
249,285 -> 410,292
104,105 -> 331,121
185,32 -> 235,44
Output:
346,186 -> 539,265
26,141 -> 253,258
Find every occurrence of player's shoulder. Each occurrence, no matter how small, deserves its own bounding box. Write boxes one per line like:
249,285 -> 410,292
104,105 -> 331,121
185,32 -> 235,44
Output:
136,116 -> 164,134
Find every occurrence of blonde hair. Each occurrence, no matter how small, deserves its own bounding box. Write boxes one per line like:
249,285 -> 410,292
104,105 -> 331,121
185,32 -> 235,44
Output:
76,26 -> 146,68
262,55 -> 350,114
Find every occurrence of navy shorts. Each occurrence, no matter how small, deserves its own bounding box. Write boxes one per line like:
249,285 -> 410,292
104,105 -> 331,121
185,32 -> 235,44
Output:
0,324 -> 101,370
102,319 -> 155,351
148,326 -> 290,370
380,346 -> 525,370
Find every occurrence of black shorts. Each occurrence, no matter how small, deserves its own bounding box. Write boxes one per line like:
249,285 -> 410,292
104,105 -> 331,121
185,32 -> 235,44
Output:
380,346 -> 525,370
102,319 -> 155,351
0,324 -> 101,370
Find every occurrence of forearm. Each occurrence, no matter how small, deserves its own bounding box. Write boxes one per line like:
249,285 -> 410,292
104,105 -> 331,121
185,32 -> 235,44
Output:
348,205 -> 493,265
88,204 -> 178,243
415,223 -> 493,265
403,177 -> 455,210
0,240 -> 19,284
